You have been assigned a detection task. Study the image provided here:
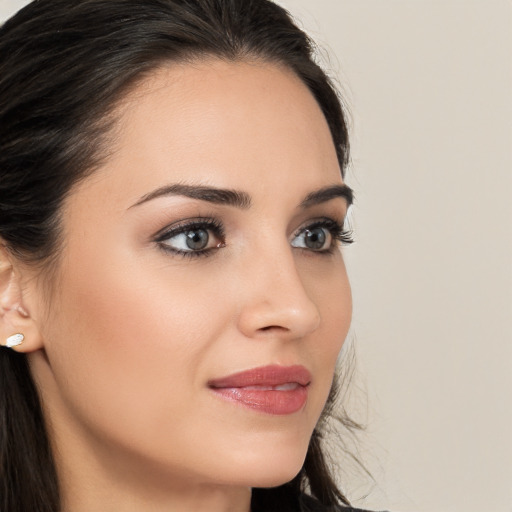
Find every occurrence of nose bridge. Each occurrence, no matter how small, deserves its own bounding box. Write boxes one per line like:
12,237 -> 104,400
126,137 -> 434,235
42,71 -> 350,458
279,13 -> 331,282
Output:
236,236 -> 321,339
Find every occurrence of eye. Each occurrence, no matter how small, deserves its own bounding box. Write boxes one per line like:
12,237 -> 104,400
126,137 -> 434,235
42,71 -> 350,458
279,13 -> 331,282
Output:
167,228 -> 211,251
291,218 -> 352,253
155,219 -> 225,256
291,225 -> 333,251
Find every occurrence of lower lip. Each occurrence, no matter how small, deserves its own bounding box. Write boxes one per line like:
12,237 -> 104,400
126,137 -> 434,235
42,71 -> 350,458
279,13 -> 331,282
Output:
210,386 -> 308,415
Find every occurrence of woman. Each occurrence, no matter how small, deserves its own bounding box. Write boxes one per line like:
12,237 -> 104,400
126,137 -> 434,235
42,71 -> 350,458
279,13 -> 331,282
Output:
0,1 -> 377,511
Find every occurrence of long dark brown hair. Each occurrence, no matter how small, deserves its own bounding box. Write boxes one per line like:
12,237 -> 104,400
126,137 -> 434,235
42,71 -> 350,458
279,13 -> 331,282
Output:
0,1 -> 358,511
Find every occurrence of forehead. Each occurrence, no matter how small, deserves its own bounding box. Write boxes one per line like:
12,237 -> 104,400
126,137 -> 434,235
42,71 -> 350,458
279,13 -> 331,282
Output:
75,59 -> 343,211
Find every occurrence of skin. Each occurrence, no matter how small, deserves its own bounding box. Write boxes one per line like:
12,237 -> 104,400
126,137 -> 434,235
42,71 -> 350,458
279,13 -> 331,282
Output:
3,59 -> 352,512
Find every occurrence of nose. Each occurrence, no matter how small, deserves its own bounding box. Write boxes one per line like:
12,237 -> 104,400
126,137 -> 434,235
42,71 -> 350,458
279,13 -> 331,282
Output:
236,245 -> 321,340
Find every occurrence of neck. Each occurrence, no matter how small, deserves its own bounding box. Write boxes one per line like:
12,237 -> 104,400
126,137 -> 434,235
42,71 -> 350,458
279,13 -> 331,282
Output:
53,427 -> 252,512
60,479 -> 252,512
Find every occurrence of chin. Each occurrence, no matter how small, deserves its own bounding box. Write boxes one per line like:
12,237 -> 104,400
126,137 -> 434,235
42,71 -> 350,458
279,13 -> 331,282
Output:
249,466 -> 304,489
221,440 -> 309,489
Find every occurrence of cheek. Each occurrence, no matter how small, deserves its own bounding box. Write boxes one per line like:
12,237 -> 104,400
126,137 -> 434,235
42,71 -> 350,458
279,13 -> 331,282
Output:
303,257 -> 352,407
304,253 -> 352,344
43,247 -> 233,446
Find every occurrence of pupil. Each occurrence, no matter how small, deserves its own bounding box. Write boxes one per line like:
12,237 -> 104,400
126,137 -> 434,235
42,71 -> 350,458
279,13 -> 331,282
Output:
186,229 -> 209,250
305,228 -> 326,250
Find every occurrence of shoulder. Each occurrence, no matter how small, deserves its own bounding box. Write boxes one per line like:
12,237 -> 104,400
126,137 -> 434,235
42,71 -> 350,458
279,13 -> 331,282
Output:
298,493 -> 388,512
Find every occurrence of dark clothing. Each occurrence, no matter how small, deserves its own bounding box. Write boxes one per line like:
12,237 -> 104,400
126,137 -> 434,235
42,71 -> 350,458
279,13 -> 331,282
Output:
299,493 -> 386,512
251,491 -> 386,512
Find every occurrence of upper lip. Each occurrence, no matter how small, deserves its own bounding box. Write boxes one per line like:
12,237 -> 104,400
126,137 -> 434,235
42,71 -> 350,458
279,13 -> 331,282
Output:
208,364 -> 311,389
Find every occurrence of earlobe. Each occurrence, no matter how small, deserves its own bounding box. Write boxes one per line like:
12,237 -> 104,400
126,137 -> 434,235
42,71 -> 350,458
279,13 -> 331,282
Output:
0,245 -> 44,352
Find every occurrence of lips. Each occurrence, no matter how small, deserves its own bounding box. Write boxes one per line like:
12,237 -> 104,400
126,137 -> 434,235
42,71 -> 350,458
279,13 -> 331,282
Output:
208,365 -> 311,415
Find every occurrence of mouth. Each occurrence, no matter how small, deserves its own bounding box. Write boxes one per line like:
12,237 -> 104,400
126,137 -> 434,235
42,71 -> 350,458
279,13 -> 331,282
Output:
208,365 -> 311,415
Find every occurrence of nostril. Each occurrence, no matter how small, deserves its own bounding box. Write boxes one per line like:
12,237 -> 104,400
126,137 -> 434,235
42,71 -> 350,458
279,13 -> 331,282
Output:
259,325 -> 288,332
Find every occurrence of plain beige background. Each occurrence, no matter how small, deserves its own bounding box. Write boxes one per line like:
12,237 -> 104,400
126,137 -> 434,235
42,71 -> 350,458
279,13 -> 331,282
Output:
1,1 -> 511,511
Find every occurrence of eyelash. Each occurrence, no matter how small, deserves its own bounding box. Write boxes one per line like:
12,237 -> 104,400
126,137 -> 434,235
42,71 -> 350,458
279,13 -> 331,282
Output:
154,216 -> 353,259
293,218 -> 354,251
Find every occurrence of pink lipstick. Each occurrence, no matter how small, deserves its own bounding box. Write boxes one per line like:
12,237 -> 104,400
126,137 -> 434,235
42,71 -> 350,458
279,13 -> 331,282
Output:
208,365 -> 311,415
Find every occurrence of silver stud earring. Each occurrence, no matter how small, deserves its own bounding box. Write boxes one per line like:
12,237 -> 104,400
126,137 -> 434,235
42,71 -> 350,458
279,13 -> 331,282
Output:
6,333 -> 25,348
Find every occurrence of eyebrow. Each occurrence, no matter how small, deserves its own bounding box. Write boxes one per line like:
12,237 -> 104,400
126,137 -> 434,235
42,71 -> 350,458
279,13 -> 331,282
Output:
299,184 -> 353,208
130,182 -> 353,210
130,183 -> 252,209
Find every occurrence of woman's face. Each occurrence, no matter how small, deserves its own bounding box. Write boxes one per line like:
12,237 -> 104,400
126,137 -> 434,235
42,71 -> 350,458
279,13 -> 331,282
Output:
29,60 -> 352,491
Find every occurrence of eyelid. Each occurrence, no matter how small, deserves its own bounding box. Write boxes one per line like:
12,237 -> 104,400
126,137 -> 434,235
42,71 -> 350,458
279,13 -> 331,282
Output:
294,216 -> 334,233
292,217 -> 345,239
153,216 -> 221,240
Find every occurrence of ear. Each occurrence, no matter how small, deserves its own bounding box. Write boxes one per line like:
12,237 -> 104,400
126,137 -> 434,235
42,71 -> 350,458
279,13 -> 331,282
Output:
0,245 -> 44,352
